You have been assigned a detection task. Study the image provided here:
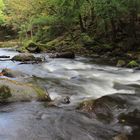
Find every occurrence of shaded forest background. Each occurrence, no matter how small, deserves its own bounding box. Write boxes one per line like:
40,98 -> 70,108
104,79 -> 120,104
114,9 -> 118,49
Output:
0,0 -> 140,57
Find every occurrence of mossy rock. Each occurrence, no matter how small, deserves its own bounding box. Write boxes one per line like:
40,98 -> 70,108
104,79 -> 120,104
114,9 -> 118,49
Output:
0,78 -> 51,102
77,99 -> 95,112
12,54 -> 36,62
116,60 -> 126,67
23,40 -> 42,53
127,60 -> 139,68
0,85 -> 12,102
16,47 -> 28,53
2,68 -> 27,78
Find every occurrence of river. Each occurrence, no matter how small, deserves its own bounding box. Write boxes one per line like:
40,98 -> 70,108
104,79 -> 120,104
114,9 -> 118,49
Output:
0,48 -> 140,140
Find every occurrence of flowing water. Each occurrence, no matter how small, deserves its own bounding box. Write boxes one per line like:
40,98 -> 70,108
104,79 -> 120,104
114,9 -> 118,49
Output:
0,48 -> 140,140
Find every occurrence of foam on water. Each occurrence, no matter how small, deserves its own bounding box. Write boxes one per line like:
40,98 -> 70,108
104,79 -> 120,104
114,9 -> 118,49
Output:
0,48 -> 139,105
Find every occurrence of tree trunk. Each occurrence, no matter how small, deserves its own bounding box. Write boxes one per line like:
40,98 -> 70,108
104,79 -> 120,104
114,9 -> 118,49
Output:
79,14 -> 85,32
110,19 -> 116,41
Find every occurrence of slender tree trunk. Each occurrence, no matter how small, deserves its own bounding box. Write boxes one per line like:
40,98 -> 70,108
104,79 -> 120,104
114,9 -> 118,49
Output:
30,28 -> 33,39
79,14 -> 85,32
110,19 -> 116,41
129,11 -> 136,39
91,7 -> 95,23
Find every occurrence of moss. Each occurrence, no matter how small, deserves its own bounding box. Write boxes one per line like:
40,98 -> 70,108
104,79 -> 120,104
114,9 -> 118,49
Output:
81,33 -> 93,44
103,44 -> 113,50
127,60 -> 139,68
23,40 -> 36,48
0,78 -> 50,102
116,60 -> 126,67
0,40 -> 18,48
77,99 -> 95,112
0,85 -> 12,102
12,54 -> 35,62
34,86 -> 51,102
46,37 -> 65,48
16,46 -> 27,53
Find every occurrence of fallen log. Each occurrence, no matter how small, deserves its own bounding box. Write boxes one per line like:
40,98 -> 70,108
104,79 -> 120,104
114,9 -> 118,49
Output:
0,55 -> 10,58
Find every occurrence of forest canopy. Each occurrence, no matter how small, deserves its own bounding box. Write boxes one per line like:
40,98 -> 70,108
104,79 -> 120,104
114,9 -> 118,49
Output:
1,0 -> 140,52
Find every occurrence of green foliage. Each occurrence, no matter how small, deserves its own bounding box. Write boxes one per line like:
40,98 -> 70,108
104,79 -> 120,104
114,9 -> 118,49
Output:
3,0 -> 140,48
0,0 -> 5,24
127,60 -> 139,68
81,33 -> 93,44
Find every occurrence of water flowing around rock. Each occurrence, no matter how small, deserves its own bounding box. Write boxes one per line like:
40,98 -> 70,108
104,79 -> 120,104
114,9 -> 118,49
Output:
0,48 -> 140,140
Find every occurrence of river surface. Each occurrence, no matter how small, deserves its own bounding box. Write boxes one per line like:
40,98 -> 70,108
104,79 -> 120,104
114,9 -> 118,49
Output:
0,48 -> 140,140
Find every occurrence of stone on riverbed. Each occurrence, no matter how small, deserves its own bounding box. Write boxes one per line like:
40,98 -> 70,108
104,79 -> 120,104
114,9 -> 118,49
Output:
0,78 -> 51,102
0,85 -> 12,102
45,96 -> 70,107
77,91 -> 140,137
1,68 -> 27,78
12,54 -> 43,62
113,134 -> 128,140
12,54 -> 35,62
116,60 -> 126,67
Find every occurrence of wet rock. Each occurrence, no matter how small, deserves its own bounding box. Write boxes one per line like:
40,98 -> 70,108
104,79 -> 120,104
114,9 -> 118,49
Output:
26,42 -> 41,53
12,54 -> 43,62
0,85 -> 12,102
12,54 -> 36,62
119,109 -> 140,125
77,99 -> 95,112
77,94 -> 129,123
49,52 -> 75,59
45,96 -> 70,107
0,78 -> 51,102
77,97 -> 116,123
116,60 -> 126,67
113,134 -> 128,140
1,68 -> 27,78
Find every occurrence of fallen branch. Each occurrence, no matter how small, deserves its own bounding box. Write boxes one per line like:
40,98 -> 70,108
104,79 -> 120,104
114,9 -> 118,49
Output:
0,56 -> 10,58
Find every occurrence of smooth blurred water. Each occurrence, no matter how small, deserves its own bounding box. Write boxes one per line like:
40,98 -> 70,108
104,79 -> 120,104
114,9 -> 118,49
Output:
0,48 -> 139,103
0,48 -> 140,140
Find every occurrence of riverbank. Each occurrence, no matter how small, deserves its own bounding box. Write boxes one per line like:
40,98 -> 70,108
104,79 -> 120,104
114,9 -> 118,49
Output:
13,35 -> 140,69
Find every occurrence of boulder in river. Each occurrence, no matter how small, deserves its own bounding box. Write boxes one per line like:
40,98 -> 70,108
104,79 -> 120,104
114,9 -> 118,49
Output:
49,52 -> 75,59
0,85 -> 12,102
116,60 -> 126,67
113,134 -> 128,140
1,68 -> 27,78
0,78 -> 51,102
45,96 -> 70,107
12,54 -> 43,62
77,92 -> 140,139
